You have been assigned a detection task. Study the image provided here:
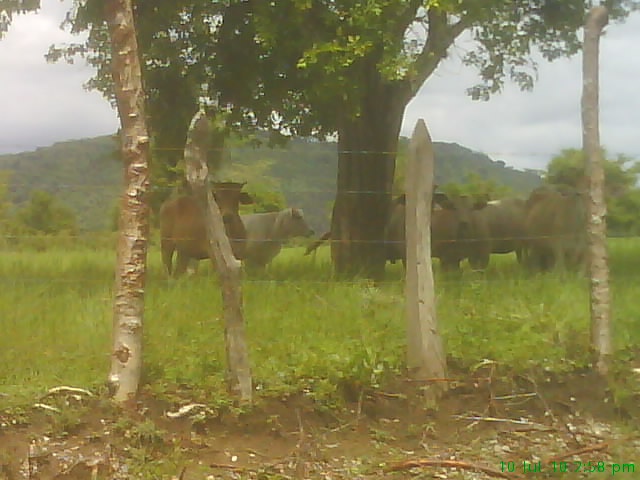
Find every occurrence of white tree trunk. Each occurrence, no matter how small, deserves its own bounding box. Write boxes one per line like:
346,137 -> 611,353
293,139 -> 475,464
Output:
183,110 -> 253,403
582,6 -> 611,376
405,119 -> 447,405
105,0 -> 150,403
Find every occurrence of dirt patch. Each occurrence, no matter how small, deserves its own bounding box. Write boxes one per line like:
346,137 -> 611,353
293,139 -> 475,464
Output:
1,372 -> 638,479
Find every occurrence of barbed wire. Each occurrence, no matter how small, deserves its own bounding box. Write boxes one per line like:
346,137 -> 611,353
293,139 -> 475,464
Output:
0,183 -> 391,195
2,233 -> 640,243
0,276 -> 603,286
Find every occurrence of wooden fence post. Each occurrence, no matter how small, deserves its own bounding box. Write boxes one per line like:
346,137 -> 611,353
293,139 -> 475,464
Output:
405,119 -> 447,404
582,6 -> 611,376
183,109 -> 253,402
105,0 -> 150,403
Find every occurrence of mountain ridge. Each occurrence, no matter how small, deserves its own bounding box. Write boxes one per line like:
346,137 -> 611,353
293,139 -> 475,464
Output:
0,135 -> 542,232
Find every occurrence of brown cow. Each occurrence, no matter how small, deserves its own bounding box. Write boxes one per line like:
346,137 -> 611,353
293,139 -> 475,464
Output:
477,197 -> 528,263
160,182 -> 253,276
385,192 -> 490,271
524,184 -> 586,271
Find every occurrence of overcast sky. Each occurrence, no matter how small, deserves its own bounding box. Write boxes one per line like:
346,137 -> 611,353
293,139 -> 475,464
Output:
1,2 -> 638,171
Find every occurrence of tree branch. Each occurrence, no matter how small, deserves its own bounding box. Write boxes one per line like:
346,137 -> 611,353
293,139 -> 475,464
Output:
393,0 -> 424,38
409,8 -> 472,96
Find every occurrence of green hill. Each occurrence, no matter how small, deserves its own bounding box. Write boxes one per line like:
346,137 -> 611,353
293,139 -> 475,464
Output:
0,135 -> 541,232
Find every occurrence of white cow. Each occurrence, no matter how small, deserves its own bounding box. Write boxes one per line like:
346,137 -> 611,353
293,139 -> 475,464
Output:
241,208 -> 314,269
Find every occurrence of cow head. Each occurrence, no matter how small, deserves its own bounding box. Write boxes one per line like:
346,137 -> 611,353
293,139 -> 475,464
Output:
288,208 -> 315,237
212,182 -> 253,259
433,192 -> 487,238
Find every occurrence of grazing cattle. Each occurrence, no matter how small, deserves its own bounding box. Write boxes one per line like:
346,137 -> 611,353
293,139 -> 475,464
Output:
478,197 -> 528,263
242,208 -> 314,269
524,184 -> 586,271
160,182 -> 253,276
385,192 -> 490,270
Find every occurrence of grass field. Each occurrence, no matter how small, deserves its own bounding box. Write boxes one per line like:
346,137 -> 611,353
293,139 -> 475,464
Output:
1,237 -> 639,479
1,236 -> 639,412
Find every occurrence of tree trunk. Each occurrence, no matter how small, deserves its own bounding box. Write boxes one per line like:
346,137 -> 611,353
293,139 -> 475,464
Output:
582,6 -> 611,376
105,0 -> 150,404
331,76 -> 410,279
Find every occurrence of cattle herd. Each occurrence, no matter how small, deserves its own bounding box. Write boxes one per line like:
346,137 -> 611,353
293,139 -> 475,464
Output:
159,182 -> 586,276
384,184 -> 587,271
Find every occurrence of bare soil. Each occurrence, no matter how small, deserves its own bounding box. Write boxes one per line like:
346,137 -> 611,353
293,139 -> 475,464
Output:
1,370 -> 638,479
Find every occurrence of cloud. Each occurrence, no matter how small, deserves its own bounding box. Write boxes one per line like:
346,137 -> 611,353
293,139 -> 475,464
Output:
0,2 -> 119,154
403,11 -> 640,171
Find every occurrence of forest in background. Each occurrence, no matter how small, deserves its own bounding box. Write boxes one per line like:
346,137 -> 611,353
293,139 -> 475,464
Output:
0,134 -> 541,233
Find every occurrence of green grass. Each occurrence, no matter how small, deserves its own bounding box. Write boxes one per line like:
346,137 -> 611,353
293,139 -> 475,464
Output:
1,238 -> 639,410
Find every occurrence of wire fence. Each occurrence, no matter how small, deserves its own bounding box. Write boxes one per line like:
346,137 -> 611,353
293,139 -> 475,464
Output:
2,144 -> 639,288
2,233 -> 640,243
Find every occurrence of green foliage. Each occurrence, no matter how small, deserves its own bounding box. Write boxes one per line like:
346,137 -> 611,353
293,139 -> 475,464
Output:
0,136 -> 121,231
0,171 -> 13,243
545,148 -> 639,195
544,148 -> 640,235
609,189 -> 640,235
51,0 -> 640,153
441,171 -> 512,200
15,190 -> 77,235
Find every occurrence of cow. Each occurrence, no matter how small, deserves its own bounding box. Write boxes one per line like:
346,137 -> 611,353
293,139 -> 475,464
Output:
159,182 -> 253,276
524,184 -> 586,271
385,192 -> 490,271
477,197 -> 528,263
241,208 -> 314,269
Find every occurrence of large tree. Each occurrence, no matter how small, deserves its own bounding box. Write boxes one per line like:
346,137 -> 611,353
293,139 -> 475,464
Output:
247,0 -> 638,278
51,0 -> 639,278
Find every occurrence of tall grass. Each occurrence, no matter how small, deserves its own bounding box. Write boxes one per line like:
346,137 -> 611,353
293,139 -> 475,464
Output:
0,238 -> 638,409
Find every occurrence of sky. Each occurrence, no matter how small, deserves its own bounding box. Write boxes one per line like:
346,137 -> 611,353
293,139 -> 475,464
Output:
0,2 -> 638,172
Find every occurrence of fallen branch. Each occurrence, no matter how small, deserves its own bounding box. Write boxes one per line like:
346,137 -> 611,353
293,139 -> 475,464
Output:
453,415 -> 546,427
385,459 -> 519,479
45,386 -> 94,397
209,462 -> 249,471
165,403 -> 211,419
33,403 -> 61,413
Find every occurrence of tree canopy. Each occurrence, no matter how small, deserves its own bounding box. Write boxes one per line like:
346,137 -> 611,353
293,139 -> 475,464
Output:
544,148 -> 640,235
545,147 -> 639,196
16,189 -> 77,234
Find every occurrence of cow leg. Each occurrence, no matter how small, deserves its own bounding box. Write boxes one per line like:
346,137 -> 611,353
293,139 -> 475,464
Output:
440,257 -> 461,272
174,251 -> 191,277
468,253 -> 489,270
161,239 -> 175,276
525,247 -> 546,271
540,248 -> 555,271
244,258 -> 267,271
553,243 -> 565,271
